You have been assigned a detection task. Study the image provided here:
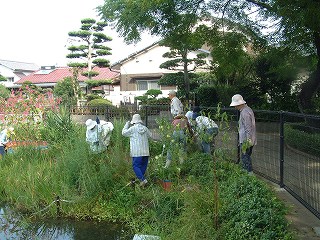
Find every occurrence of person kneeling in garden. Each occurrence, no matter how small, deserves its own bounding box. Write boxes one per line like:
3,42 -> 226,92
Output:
85,118 -> 114,153
0,126 -> 14,158
192,109 -> 219,154
165,114 -> 193,168
122,114 -> 152,187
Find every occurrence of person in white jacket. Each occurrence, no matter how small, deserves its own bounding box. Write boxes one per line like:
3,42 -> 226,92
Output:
192,110 -> 219,154
0,126 -> 14,158
85,118 -> 114,153
122,114 -> 152,187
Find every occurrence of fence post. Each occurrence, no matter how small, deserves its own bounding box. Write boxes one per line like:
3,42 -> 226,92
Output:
105,106 -> 109,121
145,106 -> 148,127
56,195 -> 61,217
279,111 -> 285,188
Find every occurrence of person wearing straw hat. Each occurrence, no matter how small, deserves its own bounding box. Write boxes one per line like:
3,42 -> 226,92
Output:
230,94 -> 257,174
122,114 -> 152,187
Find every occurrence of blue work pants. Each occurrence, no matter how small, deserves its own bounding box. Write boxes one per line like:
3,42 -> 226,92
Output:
132,156 -> 149,181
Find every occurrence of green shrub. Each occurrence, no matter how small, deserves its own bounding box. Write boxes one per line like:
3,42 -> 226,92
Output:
0,84 -> 10,99
284,123 -> 320,156
86,99 -> 115,115
215,84 -> 238,107
41,107 -> 79,149
181,152 -> 213,179
196,85 -> 218,107
87,98 -> 112,107
86,94 -> 102,102
218,175 -> 291,240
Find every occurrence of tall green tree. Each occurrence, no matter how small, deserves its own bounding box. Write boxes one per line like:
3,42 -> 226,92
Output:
98,0 -> 208,101
67,18 -> 112,76
66,18 -> 113,101
254,47 -> 301,111
98,0 -> 320,112
54,76 -> 81,106
159,33 -> 208,101
207,0 -> 320,113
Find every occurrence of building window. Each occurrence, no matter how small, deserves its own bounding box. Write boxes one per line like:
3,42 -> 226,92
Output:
137,80 -> 148,90
7,77 -> 14,82
136,80 -> 160,91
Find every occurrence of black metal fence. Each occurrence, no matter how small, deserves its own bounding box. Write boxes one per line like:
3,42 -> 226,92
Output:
140,105 -> 320,220
71,105 -> 320,219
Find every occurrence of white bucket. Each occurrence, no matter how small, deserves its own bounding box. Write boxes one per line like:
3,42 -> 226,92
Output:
133,234 -> 161,240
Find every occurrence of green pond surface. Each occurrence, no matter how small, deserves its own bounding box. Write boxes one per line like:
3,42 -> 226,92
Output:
0,205 -> 131,240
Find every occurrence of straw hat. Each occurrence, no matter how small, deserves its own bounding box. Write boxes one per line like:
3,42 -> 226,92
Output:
130,114 -> 143,124
230,94 -> 246,107
85,119 -> 97,130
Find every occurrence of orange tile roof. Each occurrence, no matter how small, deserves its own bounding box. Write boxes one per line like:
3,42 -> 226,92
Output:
15,66 -> 120,84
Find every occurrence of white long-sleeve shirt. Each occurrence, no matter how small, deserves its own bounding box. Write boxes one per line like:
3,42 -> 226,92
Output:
195,116 -> 218,131
86,120 -> 114,152
170,97 -> 183,117
0,129 -> 9,146
122,122 -> 151,157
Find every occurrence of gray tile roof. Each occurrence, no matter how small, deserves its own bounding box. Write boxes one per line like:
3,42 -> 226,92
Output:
0,59 -> 39,71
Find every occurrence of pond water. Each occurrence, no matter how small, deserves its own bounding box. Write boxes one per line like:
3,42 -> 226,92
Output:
0,205 -> 131,240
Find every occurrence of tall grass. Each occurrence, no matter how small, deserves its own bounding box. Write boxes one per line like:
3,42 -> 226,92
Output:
0,109 -> 293,239
0,112 -> 134,218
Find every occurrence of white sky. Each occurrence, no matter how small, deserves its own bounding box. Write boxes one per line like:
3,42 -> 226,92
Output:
0,0 -> 159,67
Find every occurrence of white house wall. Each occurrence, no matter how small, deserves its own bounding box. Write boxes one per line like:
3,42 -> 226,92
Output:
119,45 -> 173,74
0,65 -> 35,88
119,45 -> 211,74
0,65 -> 17,88
104,86 -> 175,107
108,44 -> 211,106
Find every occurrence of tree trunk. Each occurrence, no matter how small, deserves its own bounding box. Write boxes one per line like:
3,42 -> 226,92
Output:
298,31 -> 320,113
71,67 -> 80,106
183,51 -> 190,104
88,38 -> 93,80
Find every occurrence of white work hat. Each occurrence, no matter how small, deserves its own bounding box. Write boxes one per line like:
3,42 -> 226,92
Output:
85,119 -> 97,130
230,94 -> 246,107
168,90 -> 176,96
130,114 -> 143,124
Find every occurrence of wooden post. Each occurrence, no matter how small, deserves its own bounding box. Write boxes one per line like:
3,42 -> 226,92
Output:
56,195 -> 61,217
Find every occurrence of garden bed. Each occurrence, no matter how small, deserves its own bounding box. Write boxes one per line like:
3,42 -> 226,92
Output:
6,141 -> 48,152
0,116 -> 293,239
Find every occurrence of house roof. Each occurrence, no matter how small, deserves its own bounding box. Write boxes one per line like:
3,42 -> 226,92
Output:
14,72 -> 27,78
15,66 -> 120,85
110,40 -> 211,69
111,41 -> 160,68
0,59 -> 39,72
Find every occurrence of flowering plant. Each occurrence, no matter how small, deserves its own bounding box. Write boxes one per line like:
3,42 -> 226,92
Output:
0,86 -> 61,140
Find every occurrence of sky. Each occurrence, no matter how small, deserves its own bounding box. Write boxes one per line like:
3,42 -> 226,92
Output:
0,0 -> 159,67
